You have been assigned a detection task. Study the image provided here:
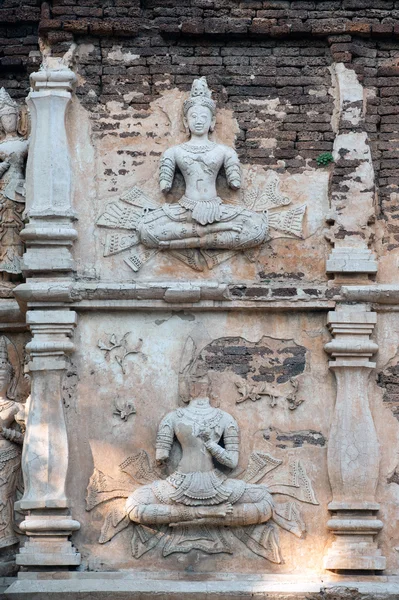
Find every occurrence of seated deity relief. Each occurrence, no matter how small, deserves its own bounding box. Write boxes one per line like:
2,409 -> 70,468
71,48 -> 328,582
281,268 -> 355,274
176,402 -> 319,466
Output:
97,77 -> 306,272
86,343 -> 318,562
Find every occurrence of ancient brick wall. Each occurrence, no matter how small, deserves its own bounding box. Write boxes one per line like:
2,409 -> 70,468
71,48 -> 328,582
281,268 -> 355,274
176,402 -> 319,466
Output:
0,0 -> 41,98
2,0 -> 399,252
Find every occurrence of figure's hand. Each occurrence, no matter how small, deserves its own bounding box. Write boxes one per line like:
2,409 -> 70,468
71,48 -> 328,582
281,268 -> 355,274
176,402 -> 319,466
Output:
160,180 -> 171,194
229,179 -> 241,190
155,449 -> 169,465
197,428 -> 211,443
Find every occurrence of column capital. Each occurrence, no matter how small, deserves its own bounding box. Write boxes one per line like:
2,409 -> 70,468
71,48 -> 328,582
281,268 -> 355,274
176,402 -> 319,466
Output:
30,65 -> 77,93
26,310 -> 77,370
325,309 -> 378,367
26,309 -> 77,329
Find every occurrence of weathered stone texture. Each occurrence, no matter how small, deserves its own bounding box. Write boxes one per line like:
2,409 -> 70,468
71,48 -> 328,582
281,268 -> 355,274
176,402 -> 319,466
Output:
5,2 -> 399,262
5,0 -> 399,591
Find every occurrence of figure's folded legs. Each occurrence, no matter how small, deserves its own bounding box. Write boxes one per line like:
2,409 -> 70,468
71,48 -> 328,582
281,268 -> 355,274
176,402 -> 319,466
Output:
139,205 -> 269,250
126,489 -> 234,526
169,498 -> 273,528
159,234 -> 228,249
126,484 -> 274,528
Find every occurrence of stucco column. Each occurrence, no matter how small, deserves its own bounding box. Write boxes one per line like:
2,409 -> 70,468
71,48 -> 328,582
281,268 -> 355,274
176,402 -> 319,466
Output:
15,310 -> 80,566
21,64 -> 77,275
326,63 -> 377,276
324,307 -> 385,571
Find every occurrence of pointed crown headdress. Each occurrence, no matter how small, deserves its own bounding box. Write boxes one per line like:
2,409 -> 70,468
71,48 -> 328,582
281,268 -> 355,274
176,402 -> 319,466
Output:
183,77 -> 216,117
0,337 -> 12,376
0,88 -> 18,118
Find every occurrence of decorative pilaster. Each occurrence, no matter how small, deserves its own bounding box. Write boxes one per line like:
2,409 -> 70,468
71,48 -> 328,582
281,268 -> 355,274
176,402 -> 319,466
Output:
21,64 -> 77,275
16,310 -> 80,567
324,307 -> 385,571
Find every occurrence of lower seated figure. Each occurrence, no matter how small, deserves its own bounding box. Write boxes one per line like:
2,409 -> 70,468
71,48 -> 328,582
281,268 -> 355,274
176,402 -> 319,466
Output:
126,471 -> 280,557
126,472 -> 274,529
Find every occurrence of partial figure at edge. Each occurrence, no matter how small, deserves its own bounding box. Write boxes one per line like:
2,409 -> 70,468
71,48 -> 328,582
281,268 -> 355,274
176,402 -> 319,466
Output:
0,88 -> 29,279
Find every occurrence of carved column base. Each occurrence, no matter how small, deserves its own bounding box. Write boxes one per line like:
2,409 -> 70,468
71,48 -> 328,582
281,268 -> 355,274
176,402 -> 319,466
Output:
326,248 -> 377,274
17,513 -> 80,567
324,509 -> 386,571
21,215 -> 77,275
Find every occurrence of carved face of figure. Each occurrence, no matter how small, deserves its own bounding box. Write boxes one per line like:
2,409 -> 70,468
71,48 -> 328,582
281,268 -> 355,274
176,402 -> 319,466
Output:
0,113 -> 17,135
188,377 -> 210,401
186,360 -> 211,401
185,105 -> 215,137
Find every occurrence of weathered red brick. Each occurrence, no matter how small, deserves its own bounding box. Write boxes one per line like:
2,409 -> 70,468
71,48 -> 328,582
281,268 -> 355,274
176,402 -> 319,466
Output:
38,19 -> 62,33
181,18 -> 204,35
249,18 -> 272,34
63,19 -> 90,33
372,23 -> 394,35
90,21 -> 114,35
346,21 -> 371,35
46,30 -> 73,43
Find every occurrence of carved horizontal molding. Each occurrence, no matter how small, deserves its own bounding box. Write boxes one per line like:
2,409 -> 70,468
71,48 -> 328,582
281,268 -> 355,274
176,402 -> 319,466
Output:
14,281 -> 338,312
6,573 -> 399,598
0,300 -> 26,331
342,285 -> 399,305
72,299 -> 337,312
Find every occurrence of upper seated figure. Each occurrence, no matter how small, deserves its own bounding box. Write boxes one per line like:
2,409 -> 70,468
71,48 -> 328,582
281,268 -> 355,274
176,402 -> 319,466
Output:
137,77 -> 269,252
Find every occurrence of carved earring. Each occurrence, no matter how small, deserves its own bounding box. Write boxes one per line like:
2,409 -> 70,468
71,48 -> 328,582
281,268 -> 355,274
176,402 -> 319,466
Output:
17,107 -> 30,138
183,117 -> 189,136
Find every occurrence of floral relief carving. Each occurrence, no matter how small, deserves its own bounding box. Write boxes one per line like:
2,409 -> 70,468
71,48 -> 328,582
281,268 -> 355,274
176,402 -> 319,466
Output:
97,333 -> 144,375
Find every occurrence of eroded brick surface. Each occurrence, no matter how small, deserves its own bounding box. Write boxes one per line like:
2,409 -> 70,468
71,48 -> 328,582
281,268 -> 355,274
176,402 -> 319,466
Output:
3,1 -> 399,254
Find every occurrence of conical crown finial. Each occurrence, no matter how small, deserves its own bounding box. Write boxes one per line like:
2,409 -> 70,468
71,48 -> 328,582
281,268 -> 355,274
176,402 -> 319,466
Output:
183,77 -> 216,117
0,88 -> 18,118
0,337 -> 11,375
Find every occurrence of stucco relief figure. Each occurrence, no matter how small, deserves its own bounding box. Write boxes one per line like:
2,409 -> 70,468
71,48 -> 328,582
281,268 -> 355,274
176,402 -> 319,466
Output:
97,78 -> 306,271
0,88 -> 28,277
126,362 -> 278,537
86,349 -> 318,561
0,337 -> 25,553
138,77 -> 268,257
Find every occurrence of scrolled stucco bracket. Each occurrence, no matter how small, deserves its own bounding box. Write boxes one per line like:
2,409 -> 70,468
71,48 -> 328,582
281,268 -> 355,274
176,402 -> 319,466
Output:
324,306 -> 385,572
